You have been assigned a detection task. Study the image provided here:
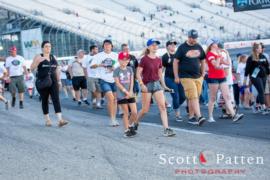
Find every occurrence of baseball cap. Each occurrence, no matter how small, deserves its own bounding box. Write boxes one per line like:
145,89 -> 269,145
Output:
77,49 -> 85,54
166,40 -> 177,47
205,37 -> 220,47
118,51 -> 130,60
146,38 -> 160,46
188,29 -> 199,39
9,46 -> 17,52
103,39 -> 113,46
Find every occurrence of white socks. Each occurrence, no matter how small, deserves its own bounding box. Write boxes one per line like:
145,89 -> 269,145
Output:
56,113 -> 62,121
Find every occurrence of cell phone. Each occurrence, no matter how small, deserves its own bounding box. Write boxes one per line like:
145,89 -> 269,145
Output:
165,89 -> 174,93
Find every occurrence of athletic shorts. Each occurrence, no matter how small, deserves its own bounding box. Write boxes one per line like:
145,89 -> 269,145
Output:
180,77 -> 203,100
117,97 -> 136,105
9,75 -> 25,94
87,77 -> 101,93
99,79 -> 116,93
207,78 -> 227,84
72,76 -> 87,91
145,81 -> 163,94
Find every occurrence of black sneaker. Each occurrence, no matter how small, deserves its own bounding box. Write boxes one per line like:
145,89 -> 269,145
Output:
19,101 -> 24,109
129,126 -> 137,136
133,123 -> 139,131
219,113 -> 232,119
30,95 -> 33,99
198,116 -> 206,126
73,98 -> 76,101
188,117 -> 198,125
163,128 -> 176,137
124,129 -> 136,138
175,116 -> 183,122
84,100 -> 90,105
232,113 -> 244,122
11,97 -> 16,107
78,101 -> 82,106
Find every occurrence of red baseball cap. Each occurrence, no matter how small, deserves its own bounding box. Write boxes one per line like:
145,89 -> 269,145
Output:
118,51 -> 130,61
9,46 -> 17,52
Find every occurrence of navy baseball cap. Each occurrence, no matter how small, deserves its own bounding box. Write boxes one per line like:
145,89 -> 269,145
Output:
146,38 -> 160,46
188,29 -> 199,39
166,40 -> 177,47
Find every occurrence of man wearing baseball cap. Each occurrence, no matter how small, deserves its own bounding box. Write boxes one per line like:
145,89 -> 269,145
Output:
173,29 -> 207,126
5,46 -> 27,109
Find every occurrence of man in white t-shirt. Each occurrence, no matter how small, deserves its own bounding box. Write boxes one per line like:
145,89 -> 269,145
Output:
90,39 -> 119,126
82,45 -> 102,109
0,62 -> 9,110
68,50 -> 89,106
5,46 -> 27,109
60,61 -> 75,100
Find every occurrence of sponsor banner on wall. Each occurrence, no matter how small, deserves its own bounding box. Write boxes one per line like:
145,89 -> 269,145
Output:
233,0 -> 270,12
224,39 -> 270,49
21,28 -> 43,60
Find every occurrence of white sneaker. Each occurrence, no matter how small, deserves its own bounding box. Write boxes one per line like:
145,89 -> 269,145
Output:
110,119 -> 120,127
114,119 -> 120,126
208,117 -> 216,122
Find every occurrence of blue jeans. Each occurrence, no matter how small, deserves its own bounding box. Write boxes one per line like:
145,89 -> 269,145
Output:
165,77 -> 186,110
200,80 -> 209,104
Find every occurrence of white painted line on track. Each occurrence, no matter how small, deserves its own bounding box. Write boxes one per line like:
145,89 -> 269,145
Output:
141,122 -> 211,135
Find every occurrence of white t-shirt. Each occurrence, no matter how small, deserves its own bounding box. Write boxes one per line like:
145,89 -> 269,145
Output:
68,58 -> 85,77
0,64 -> 6,78
90,51 -> 119,83
25,73 -> 35,88
60,65 -> 68,80
220,50 -> 233,85
237,62 -> 249,85
82,54 -> 98,78
5,55 -> 25,77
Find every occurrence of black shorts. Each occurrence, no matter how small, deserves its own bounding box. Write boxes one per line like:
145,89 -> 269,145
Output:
117,97 -> 136,105
72,76 -> 87,91
207,78 -> 227,84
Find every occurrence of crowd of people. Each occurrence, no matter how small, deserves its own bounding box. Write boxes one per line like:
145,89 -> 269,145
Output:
0,29 -> 270,138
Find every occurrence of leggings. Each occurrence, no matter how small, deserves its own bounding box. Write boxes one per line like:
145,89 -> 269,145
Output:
38,81 -> 61,115
250,77 -> 267,105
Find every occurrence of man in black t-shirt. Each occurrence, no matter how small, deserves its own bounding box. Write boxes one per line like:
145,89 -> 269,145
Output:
173,29 -> 206,126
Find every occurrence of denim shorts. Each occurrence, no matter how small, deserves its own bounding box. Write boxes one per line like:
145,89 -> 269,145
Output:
99,79 -> 116,93
207,78 -> 227,84
145,81 -> 163,94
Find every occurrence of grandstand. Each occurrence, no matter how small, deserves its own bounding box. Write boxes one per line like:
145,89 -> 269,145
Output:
0,0 -> 269,58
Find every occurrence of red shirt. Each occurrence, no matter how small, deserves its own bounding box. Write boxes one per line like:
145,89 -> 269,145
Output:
206,51 -> 226,79
139,55 -> 162,84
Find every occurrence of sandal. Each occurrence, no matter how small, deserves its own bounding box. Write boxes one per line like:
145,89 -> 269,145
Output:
58,120 -> 68,127
45,120 -> 52,127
